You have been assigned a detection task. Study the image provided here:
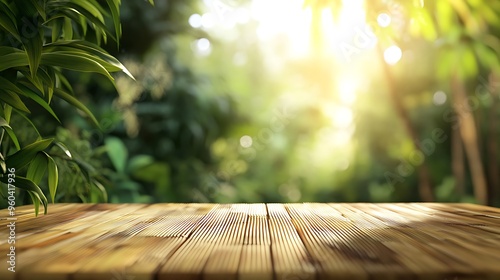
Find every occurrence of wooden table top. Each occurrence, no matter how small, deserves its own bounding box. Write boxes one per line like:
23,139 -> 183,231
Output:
1,203 -> 500,280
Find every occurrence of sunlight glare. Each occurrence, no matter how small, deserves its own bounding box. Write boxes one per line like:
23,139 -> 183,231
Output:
252,0 -> 311,57
334,107 -> 354,128
201,13 -> 216,28
189,14 -> 202,28
192,38 -> 212,56
338,78 -> 357,105
322,0 -> 372,59
377,13 -> 391,27
384,45 -> 402,65
323,105 -> 354,128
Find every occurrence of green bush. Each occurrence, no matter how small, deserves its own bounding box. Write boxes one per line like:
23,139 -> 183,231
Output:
0,0 -> 150,214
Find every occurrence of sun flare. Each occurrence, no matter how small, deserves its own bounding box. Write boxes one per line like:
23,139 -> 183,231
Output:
250,0 -> 368,58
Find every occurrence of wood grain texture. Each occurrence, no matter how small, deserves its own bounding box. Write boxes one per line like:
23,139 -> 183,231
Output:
1,203 -> 499,280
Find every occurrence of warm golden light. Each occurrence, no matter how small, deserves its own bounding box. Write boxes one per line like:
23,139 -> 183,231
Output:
252,0 -> 312,57
384,45 -> 402,64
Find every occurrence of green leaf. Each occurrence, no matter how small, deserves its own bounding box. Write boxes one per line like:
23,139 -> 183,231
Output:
105,136 -> 128,173
53,141 -> 72,158
92,179 -> 107,202
41,52 -> 115,82
22,27 -> 44,78
54,69 -> 74,93
15,176 -> 48,215
4,127 -> 20,151
0,1 -> 18,25
54,88 -> 100,127
44,40 -> 134,78
5,138 -> 53,170
0,158 -> 5,174
26,152 -> 47,185
63,17 -> 73,40
50,17 -> 63,42
14,110 -> 41,139
127,155 -> 154,173
3,104 -> 12,123
0,9 -> 20,42
0,51 -> 29,72
56,6 -> 116,43
0,175 -> 48,215
43,67 -> 56,102
68,0 -> 106,24
0,76 -> 26,96
27,191 -> 41,216
105,0 -> 121,47
79,12 -> 88,36
17,83 -> 60,122
0,90 -> 30,113
45,153 -> 58,203
0,116 -> 10,129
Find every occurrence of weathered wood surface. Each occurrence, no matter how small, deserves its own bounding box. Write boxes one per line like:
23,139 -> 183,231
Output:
1,203 -> 500,280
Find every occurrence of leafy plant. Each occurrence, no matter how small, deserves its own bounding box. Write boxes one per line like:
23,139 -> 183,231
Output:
0,0 -> 149,214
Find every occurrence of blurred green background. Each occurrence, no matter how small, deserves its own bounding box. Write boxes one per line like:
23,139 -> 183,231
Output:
2,0 -> 500,208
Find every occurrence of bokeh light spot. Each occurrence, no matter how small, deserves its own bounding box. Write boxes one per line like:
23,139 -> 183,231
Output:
240,135 -> 253,148
384,45 -> 402,65
377,13 -> 391,27
433,91 -> 447,106
188,14 -> 202,28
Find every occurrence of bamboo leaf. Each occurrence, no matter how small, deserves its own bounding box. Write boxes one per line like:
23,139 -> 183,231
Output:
68,0 -> 105,23
23,27 -> 44,78
4,127 -> 20,151
44,40 -> 134,78
57,6 -> 116,43
13,108 -> 41,139
14,176 -> 48,215
45,153 -> 58,203
0,76 -> 27,96
54,88 -> 100,127
0,1 -> 18,24
27,191 -> 41,216
51,17 -> 63,42
5,138 -> 53,170
0,9 -> 20,42
16,83 -> 60,122
33,0 -> 47,20
0,90 -> 30,113
53,141 -> 73,158
26,152 -> 47,185
92,179 -> 107,202
63,17 -> 73,40
0,52 -> 29,72
3,104 -> 12,123
41,52 -> 115,82
54,69 -> 74,93
0,175 -> 48,215
0,116 -> 10,128
104,0 -> 121,47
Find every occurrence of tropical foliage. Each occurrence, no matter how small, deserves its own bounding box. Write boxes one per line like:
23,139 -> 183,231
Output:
0,0 -> 148,214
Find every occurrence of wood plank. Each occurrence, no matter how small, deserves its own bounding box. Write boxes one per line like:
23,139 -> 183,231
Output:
0,203 -> 499,280
268,203 -> 316,280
